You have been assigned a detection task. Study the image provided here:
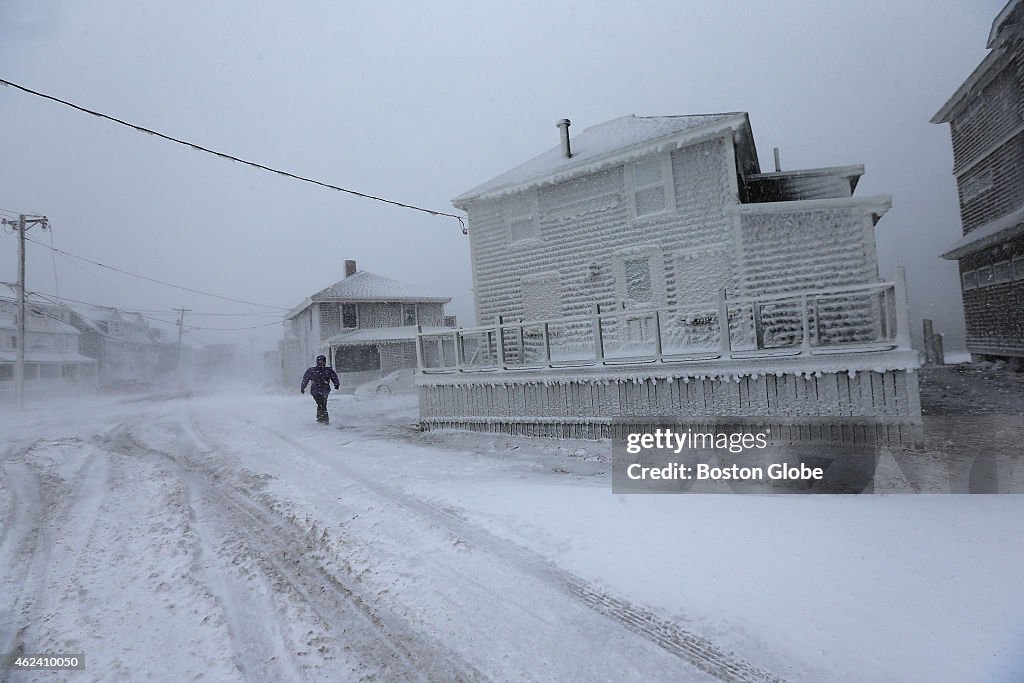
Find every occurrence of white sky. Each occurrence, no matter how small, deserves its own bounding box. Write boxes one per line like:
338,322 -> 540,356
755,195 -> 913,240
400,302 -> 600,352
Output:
0,0 -> 1005,351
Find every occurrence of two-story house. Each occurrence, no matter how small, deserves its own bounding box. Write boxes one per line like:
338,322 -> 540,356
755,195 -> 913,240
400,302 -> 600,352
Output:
282,260 -> 453,387
0,297 -> 98,398
417,114 -> 920,436
933,0 -> 1024,368
68,305 -> 163,386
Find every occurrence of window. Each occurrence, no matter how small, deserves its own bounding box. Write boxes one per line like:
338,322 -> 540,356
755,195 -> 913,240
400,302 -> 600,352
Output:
962,270 -> 978,290
342,304 -> 358,328
994,260 -> 1012,283
976,265 -> 995,287
9,335 -> 16,349
335,345 -> 380,372
1014,255 -> 1024,280
402,304 -> 417,326
627,154 -> 675,218
505,191 -> 539,241
623,258 -> 653,303
961,169 -> 993,203
613,247 -> 665,308
0,365 -> 11,381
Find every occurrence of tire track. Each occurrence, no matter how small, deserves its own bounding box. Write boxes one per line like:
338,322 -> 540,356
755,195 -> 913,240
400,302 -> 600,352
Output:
0,439 -> 105,681
248,421 -> 784,683
103,421 -> 486,682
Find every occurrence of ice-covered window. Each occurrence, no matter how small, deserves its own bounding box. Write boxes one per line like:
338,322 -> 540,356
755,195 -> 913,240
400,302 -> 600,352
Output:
342,304 -> 358,328
402,304 -> 417,326
976,265 -> 995,287
623,258 -> 653,303
962,270 -> 978,290
993,260 -> 1012,283
505,191 -> 539,242
961,169 -> 993,203
628,154 -> 674,218
1014,255 -> 1024,280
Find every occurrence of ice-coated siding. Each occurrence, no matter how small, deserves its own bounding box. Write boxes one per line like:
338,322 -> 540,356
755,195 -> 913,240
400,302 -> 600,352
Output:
742,173 -> 856,202
737,207 -> 878,296
466,136 -> 736,326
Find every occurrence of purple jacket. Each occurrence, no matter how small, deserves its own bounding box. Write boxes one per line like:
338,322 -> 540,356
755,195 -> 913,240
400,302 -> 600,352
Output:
301,366 -> 340,394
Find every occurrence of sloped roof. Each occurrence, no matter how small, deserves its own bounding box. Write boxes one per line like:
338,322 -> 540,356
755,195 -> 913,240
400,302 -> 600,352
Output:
941,204 -> 1024,259
933,1 -> 1023,123
453,113 -> 749,205
313,271 -> 450,302
286,270 -> 451,319
989,0 -> 1023,48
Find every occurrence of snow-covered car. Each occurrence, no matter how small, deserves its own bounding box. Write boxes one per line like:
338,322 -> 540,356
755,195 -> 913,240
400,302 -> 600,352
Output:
353,368 -> 415,398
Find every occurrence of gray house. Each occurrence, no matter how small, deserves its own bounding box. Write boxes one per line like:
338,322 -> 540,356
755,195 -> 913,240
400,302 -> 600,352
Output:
283,260 -> 453,387
417,114 -> 920,436
932,0 -> 1024,368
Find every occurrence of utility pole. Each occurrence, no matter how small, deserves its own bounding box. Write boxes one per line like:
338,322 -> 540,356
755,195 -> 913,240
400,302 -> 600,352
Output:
174,307 -> 191,387
2,214 -> 48,409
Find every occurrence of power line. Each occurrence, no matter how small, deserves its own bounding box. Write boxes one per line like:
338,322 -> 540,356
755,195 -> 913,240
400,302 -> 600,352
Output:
25,291 -> 283,332
0,76 -> 467,233
17,233 -> 289,310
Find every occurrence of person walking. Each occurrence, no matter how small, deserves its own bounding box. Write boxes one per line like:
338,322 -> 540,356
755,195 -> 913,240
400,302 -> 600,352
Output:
300,354 -> 340,424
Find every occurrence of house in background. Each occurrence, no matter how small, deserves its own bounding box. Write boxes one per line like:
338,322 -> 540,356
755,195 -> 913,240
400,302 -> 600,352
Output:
282,260 -> 453,388
417,113 -> 919,436
0,297 -> 98,398
67,305 -> 163,387
932,0 -> 1024,369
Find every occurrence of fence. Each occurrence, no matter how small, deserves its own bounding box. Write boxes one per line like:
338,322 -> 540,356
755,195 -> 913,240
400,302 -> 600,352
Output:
418,269 -> 911,374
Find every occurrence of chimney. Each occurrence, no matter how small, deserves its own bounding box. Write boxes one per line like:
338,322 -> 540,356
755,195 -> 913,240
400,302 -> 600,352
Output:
773,147 -> 781,172
556,119 -> 572,159
344,259 -> 357,278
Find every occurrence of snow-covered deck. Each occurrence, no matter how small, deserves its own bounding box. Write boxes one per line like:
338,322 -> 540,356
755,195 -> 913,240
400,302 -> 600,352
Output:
416,273 -> 921,436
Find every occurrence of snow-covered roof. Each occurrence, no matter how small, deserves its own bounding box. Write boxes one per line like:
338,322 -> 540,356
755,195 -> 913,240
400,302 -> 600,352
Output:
941,204 -> 1024,259
322,325 -> 452,347
69,304 -> 120,322
287,271 -> 451,319
453,113 -> 750,205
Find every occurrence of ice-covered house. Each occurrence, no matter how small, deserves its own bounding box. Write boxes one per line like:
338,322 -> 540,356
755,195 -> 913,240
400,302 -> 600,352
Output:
417,114 -> 920,436
932,0 -> 1024,368
283,260 -> 453,387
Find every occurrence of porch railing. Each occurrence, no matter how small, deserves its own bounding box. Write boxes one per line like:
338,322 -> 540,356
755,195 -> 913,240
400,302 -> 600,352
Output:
417,268 -> 912,374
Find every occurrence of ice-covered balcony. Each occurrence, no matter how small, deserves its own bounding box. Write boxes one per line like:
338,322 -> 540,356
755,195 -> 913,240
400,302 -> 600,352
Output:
417,269 -> 914,376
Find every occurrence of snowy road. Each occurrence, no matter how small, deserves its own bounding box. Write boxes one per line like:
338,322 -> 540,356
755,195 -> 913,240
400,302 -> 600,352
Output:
1,388 -> 1022,681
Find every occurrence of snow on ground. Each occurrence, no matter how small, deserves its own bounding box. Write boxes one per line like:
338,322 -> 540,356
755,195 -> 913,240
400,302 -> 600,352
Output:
1,366 -> 1022,682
